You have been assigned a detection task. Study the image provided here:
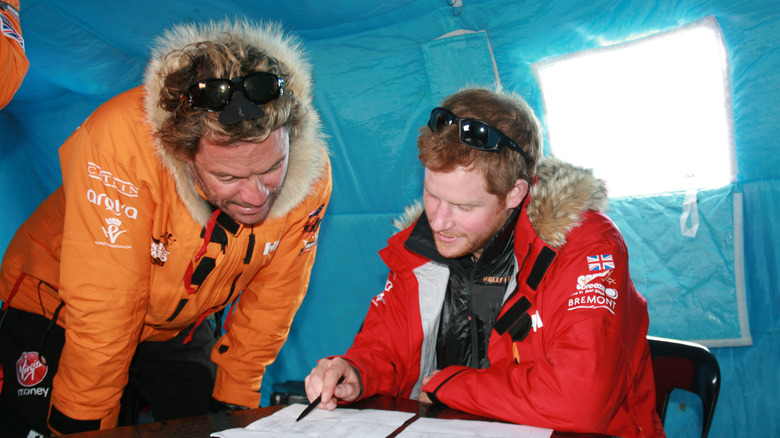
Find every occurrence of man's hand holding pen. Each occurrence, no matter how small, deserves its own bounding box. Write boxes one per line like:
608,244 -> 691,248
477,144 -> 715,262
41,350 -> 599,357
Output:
304,357 -> 362,411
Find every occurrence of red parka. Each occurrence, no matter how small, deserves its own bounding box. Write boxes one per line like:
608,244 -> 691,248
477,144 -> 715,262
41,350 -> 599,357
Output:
342,157 -> 665,437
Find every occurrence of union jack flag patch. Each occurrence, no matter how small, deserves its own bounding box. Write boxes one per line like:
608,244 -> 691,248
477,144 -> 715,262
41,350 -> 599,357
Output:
0,14 -> 24,50
587,254 -> 614,271
1,13 -> 24,50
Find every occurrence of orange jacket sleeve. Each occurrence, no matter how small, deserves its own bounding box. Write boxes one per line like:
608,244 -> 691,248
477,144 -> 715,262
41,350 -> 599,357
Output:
1,0 -> 28,108
50,97 -> 155,429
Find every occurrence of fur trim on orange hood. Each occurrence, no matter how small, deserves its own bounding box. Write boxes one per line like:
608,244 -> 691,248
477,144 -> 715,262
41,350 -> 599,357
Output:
143,19 -> 328,226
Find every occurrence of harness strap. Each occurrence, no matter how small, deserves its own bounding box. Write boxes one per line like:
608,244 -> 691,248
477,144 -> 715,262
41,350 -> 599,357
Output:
1,271 -> 26,311
183,209 -> 221,295
0,272 -> 27,330
36,300 -> 65,365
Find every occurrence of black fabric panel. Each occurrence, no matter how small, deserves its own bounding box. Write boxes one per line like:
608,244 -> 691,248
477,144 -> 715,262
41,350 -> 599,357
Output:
191,257 -> 216,286
507,314 -> 532,341
494,296 -> 531,335
49,405 -> 101,435
216,211 -> 240,234
166,299 -> 189,322
526,246 -> 556,290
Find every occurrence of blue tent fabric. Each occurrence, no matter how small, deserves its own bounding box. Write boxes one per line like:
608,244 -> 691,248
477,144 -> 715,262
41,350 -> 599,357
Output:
610,185 -> 752,347
422,30 -> 499,102
1,1 -> 778,436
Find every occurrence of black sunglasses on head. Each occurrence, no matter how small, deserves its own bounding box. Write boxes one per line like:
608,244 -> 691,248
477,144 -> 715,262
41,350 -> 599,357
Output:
427,107 -> 531,163
182,71 -> 285,112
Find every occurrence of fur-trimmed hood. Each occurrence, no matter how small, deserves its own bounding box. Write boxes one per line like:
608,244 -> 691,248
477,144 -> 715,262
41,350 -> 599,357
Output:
394,156 -> 608,249
527,156 -> 608,248
143,19 -> 328,226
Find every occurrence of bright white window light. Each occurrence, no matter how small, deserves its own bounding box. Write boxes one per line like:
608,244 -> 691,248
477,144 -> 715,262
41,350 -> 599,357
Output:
532,16 -> 735,198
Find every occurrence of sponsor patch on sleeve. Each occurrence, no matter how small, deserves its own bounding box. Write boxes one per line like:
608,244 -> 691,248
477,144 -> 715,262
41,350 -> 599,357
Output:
299,204 -> 325,256
1,10 -> 24,50
587,254 -> 614,271
567,255 -> 619,314
94,217 -> 131,249
371,279 -> 393,307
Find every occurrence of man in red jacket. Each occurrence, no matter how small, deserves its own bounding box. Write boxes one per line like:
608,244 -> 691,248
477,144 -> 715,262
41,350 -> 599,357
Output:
305,88 -> 665,437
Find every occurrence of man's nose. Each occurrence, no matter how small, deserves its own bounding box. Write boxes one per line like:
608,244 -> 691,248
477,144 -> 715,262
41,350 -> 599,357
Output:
242,177 -> 270,206
428,202 -> 453,231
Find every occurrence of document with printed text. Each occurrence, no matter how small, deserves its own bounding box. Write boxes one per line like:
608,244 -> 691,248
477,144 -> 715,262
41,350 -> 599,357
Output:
210,404 -> 414,438
396,417 -> 552,437
210,404 -> 553,438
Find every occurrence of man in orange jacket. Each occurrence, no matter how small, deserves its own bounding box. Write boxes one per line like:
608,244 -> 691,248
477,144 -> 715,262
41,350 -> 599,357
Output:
1,0 -> 28,108
0,19 -> 331,436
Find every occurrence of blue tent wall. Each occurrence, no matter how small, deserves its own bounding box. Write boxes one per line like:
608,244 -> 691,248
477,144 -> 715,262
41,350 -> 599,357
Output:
1,1 -> 777,436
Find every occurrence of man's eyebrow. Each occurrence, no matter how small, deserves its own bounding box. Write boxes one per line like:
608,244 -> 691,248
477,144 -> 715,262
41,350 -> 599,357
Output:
423,184 -> 481,207
213,155 -> 287,178
261,156 -> 287,174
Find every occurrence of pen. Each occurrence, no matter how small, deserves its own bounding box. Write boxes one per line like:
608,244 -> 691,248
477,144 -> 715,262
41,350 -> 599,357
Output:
296,375 -> 345,422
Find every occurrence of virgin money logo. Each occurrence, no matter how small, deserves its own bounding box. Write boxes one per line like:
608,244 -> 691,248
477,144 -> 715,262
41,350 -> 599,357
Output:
17,352 -> 48,387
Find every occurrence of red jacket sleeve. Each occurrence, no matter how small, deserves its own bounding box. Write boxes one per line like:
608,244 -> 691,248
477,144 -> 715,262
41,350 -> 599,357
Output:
342,258 -> 435,401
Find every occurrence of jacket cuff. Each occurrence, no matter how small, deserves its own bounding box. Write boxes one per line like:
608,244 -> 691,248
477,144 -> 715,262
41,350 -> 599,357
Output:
48,404 -> 118,435
421,366 -> 470,407
212,368 -> 261,408
339,357 -> 365,400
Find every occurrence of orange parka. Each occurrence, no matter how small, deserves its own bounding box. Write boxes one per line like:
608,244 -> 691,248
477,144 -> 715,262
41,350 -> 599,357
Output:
0,21 -> 331,430
1,0 -> 28,108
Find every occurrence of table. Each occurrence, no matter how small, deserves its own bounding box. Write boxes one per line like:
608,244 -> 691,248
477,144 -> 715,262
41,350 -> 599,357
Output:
60,395 -> 607,437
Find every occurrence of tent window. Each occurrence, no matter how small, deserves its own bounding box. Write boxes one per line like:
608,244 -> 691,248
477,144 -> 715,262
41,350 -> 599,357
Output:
532,16 -> 735,198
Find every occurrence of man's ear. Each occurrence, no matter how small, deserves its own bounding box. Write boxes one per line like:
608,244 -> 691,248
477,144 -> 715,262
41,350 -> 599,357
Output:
505,179 -> 528,209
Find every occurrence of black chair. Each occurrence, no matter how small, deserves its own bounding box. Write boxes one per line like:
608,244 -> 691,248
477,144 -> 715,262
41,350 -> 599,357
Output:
647,335 -> 721,438
270,380 -> 308,406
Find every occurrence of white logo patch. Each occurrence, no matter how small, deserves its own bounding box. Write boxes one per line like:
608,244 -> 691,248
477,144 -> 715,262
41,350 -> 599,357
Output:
531,310 -> 543,332
102,218 -> 126,243
150,240 -> 169,263
371,280 -> 393,307
94,218 -> 131,249
568,271 -> 618,314
263,240 -> 279,255
87,190 -> 138,219
87,161 -> 139,197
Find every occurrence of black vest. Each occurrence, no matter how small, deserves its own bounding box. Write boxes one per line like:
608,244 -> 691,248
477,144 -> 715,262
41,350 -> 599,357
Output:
405,208 -> 520,369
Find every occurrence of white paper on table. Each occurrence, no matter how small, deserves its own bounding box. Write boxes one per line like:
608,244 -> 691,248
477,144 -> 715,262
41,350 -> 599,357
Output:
210,403 -> 415,438
396,417 -> 553,438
